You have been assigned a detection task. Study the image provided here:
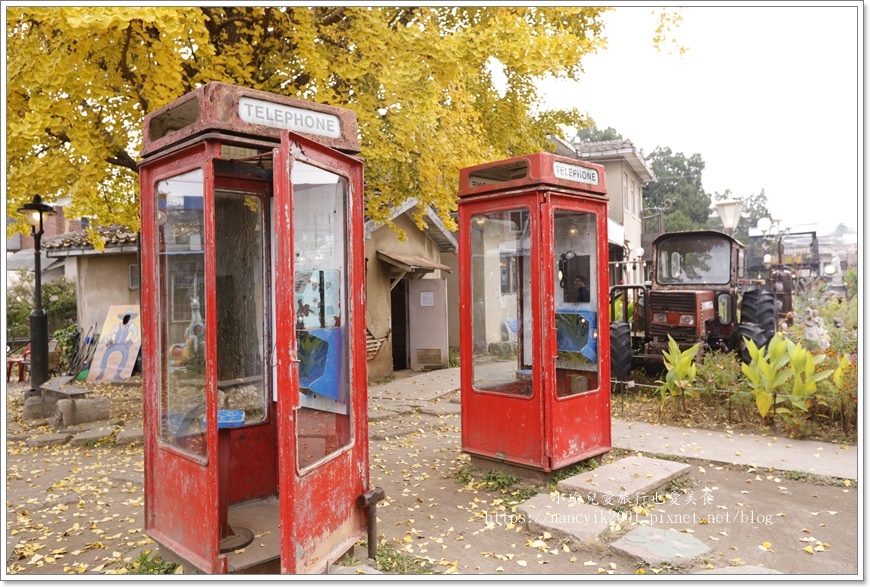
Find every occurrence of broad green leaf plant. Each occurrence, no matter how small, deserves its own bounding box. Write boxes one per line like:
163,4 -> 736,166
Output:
740,332 -> 834,422
740,334 -> 791,419
656,335 -> 700,415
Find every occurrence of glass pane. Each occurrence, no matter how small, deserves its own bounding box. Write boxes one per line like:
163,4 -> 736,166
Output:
293,161 -> 350,469
158,169 -> 207,456
471,209 -> 532,396
554,210 -> 599,397
214,191 -> 268,424
657,234 -> 732,285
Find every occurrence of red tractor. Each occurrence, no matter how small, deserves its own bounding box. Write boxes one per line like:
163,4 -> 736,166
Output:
609,230 -> 784,378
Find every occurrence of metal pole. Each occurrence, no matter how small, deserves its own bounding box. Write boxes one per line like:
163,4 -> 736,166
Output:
29,217 -> 50,389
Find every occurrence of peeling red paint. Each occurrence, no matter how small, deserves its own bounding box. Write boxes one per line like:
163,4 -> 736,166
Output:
141,88 -> 368,574
458,153 -> 612,473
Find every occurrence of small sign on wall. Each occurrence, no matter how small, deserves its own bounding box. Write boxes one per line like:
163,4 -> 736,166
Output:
419,291 -> 435,307
417,348 -> 442,365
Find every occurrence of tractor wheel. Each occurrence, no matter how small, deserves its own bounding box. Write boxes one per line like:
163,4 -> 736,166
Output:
740,289 -> 777,341
731,322 -> 767,364
610,321 -> 632,381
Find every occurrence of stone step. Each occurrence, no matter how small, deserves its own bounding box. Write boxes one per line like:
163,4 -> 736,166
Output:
25,433 -> 73,448
69,426 -> 116,447
609,525 -> 711,565
116,427 -> 144,446
695,565 -> 783,574
556,456 -> 690,505
419,403 -> 461,416
517,493 -> 616,545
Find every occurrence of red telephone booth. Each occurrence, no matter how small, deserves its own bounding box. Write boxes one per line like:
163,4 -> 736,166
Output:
139,83 -> 371,574
458,153 -> 611,473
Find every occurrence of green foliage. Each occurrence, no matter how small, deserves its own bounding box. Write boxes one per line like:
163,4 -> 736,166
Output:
376,543 -> 433,574
53,323 -> 80,373
550,457 -> 599,487
5,270 -> 78,342
453,465 -> 474,485
818,354 -> 858,435
740,333 -> 791,418
656,335 -> 700,413
480,470 -> 518,492
783,338 -> 834,414
125,551 -> 178,574
843,269 -> 858,298
817,296 -> 858,356
643,147 -> 711,232
573,125 -> 623,142
448,348 -> 460,368
695,349 -> 743,393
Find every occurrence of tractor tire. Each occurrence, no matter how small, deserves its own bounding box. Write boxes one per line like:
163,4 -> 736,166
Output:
740,289 -> 777,341
732,322 -> 767,364
610,321 -> 632,381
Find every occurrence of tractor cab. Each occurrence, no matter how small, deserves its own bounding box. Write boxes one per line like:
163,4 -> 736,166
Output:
610,230 -> 777,376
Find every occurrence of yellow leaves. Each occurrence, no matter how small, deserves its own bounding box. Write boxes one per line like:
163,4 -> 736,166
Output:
9,7 -> 610,235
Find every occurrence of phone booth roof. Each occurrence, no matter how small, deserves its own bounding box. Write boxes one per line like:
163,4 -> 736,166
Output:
458,152 -> 607,200
140,82 -> 360,158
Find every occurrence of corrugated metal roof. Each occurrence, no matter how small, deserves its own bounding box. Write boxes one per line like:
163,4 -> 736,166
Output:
5,249 -> 64,273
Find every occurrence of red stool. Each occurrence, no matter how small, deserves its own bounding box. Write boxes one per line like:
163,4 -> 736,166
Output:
7,358 -> 26,383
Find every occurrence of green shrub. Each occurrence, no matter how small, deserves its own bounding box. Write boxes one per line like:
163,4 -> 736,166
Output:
656,335 -> 700,415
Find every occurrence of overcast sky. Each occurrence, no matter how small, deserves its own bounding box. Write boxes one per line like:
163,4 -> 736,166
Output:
537,3 -> 862,235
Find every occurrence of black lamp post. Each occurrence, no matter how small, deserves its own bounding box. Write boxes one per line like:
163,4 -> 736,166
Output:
17,195 -> 57,389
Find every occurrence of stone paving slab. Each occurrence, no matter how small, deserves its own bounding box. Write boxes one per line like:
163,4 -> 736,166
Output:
328,564 -> 382,575
556,456 -> 690,503
368,409 -> 398,422
110,470 -> 144,486
612,419 -> 857,479
69,426 -> 116,446
25,433 -> 73,448
517,494 -> 614,544
419,403 -> 461,416
368,369 -> 459,402
610,525 -> 711,565
115,427 -> 143,446
369,425 -> 422,441
695,565 -> 783,574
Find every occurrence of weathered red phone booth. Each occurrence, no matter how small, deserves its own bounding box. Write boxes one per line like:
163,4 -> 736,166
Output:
458,153 -> 612,473
138,82 -> 372,574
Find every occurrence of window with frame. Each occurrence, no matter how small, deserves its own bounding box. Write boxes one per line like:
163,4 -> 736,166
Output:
500,253 -> 518,294
623,172 -> 629,211
630,180 -> 636,215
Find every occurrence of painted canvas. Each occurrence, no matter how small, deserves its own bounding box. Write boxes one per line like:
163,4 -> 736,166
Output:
88,305 -> 142,382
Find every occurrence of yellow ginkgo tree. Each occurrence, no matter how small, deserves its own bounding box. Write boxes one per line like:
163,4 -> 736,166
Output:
7,6 -> 615,241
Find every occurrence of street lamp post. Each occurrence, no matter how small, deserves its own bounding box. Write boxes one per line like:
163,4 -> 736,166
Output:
17,195 -> 57,390
715,199 -> 744,235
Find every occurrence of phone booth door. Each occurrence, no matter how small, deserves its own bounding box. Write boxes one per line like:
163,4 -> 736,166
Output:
544,195 -> 611,469
274,131 -> 368,574
459,197 -> 547,469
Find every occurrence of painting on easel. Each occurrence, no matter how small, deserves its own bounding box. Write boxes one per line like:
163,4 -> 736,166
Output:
88,305 -> 142,382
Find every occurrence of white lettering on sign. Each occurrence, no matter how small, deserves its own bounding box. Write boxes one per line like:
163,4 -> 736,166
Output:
468,175 -> 499,188
553,161 -> 599,185
239,97 -> 341,139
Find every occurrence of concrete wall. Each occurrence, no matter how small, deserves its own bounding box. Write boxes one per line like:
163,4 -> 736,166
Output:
443,251 -> 459,350
602,160 -> 645,285
76,253 -> 140,335
365,213 -> 450,382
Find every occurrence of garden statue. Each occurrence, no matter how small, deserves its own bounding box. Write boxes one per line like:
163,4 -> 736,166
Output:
803,307 -> 829,351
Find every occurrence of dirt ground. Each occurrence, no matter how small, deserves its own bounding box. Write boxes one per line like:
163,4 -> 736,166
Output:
4,382 -> 860,577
